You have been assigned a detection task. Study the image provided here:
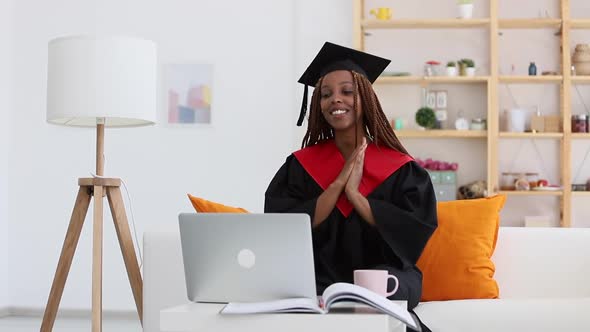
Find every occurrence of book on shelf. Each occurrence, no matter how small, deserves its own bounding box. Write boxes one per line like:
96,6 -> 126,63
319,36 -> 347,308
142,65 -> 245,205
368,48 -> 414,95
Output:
220,282 -> 420,331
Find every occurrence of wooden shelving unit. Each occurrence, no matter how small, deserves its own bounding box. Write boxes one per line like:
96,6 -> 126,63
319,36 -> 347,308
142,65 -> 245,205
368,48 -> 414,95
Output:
499,190 -> 564,196
571,19 -> 590,29
352,0 -> 590,227
377,76 -> 490,84
499,132 -> 564,139
499,75 -> 563,84
363,18 -> 490,29
571,76 -> 590,84
396,130 -> 487,138
498,18 -> 562,29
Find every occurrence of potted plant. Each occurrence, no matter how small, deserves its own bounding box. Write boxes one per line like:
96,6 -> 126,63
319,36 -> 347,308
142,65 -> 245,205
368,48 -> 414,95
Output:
458,58 -> 475,76
446,61 -> 457,76
464,59 -> 476,76
415,107 -> 437,129
457,0 -> 474,19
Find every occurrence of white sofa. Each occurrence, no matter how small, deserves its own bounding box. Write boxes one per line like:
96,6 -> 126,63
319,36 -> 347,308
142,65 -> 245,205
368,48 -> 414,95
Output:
143,227 -> 590,332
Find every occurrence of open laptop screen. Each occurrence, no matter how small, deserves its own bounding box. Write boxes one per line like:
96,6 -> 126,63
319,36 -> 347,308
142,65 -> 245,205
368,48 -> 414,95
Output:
178,213 -> 317,303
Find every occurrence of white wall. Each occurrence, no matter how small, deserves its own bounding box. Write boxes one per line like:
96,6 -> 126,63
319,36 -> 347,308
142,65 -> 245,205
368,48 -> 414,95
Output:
0,0 -> 14,310
5,0 -> 590,313
8,0 -> 295,311
292,0 -> 353,148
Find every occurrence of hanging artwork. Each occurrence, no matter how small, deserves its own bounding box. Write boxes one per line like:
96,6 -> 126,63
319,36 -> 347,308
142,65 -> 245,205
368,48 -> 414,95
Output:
164,63 -> 213,124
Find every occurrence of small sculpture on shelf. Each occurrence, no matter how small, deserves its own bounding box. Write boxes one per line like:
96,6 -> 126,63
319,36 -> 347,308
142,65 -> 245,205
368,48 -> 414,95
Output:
572,44 -> 590,76
369,7 -> 393,21
458,180 -> 487,200
528,62 -> 537,76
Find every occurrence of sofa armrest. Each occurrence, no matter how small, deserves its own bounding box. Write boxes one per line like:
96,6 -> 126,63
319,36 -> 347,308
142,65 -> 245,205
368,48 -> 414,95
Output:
493,227 -> 590,298
143,227 -> 189,332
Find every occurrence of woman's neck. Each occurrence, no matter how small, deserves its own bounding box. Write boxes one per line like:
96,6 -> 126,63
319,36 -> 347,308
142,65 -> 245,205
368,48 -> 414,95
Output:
335,127 -> 366,160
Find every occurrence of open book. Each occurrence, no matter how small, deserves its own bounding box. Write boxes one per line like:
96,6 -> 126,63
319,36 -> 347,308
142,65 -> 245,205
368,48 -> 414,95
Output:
220,282 -> 420,331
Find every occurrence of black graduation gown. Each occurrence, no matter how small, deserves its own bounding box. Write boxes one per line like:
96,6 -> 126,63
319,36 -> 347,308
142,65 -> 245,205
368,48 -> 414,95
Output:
264,144 -> 437,311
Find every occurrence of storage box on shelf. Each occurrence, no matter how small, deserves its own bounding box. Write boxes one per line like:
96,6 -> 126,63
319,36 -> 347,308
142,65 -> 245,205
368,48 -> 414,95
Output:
428,170 -> 457,201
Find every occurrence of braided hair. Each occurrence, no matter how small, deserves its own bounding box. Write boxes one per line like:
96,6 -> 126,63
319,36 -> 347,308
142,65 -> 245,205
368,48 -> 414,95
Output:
301,70 -> 409,156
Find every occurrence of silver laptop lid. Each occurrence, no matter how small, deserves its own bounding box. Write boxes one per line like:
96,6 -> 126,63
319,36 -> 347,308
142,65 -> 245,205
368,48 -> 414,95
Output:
178,213 -> 317,303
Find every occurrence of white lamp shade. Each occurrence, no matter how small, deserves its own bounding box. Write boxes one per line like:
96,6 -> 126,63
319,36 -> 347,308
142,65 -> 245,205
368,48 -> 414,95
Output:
47,35 -> 157,127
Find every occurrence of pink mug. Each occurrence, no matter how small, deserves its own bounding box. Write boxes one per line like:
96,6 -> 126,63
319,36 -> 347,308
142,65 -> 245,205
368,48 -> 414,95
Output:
353,269 -> 399,297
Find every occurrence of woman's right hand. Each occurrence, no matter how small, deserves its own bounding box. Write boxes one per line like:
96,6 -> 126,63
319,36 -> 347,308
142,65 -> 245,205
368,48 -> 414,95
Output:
332,142 -> 367,191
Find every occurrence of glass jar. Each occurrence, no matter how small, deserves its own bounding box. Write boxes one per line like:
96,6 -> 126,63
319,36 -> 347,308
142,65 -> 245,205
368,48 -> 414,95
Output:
514,173 -> 530,191
424,63 -> 434,77
500,172 -> 517,190
572,114 -> 588,133
424,61 -> 441,77
470,118 -> 487,130
526,172 -> 539,189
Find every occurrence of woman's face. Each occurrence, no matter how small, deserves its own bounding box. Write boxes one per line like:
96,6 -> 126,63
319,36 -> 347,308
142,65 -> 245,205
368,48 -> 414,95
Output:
319,70 -> 363,132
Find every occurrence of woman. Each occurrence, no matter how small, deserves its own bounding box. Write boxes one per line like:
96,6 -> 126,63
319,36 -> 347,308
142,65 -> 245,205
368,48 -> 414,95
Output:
265,42 -> 437,331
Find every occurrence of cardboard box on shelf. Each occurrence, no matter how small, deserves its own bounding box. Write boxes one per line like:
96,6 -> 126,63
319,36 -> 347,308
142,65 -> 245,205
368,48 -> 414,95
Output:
544,116 -> 561,133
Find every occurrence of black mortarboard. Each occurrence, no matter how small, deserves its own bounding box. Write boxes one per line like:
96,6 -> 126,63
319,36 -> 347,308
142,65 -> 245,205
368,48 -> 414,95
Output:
296,42 -> 391,126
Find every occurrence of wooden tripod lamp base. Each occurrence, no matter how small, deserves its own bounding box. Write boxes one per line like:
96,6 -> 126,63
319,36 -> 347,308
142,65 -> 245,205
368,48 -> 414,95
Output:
40,177 -> 143,332
44,35 -> 157,332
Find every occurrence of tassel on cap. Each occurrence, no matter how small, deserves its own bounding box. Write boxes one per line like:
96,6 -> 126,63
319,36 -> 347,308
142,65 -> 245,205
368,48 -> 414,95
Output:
297,85 -> 309,126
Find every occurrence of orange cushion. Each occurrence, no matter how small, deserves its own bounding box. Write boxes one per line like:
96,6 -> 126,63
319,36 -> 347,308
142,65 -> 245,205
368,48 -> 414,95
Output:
417,195 -> 506,301
187,194 -> 248,213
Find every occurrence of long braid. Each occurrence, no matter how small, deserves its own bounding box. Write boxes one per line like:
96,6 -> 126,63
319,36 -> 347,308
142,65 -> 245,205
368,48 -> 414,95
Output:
301,76 -> 334,148
301,71 -> 409,157
352,71 -> 409,155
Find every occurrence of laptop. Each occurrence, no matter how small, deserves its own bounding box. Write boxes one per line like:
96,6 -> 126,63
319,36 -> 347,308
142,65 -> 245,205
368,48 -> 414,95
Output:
178,213 -> 317,303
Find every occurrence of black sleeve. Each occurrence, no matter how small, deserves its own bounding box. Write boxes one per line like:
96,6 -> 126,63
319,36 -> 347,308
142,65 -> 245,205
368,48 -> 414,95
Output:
264,155 -> 318,219
368,161 -> 438,268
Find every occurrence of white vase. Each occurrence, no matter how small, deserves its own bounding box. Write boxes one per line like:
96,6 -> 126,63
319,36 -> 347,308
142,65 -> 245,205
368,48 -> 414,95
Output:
458,4 -> 473,19
446,67 -> 458,77
508,109 -> 526,132
466,67 -> 476,77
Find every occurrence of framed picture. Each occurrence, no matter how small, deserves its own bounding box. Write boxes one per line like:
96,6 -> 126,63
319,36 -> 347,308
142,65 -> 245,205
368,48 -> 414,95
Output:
164,63 -> 213,125
426,91 -> 436,109
436,90 -> 448,109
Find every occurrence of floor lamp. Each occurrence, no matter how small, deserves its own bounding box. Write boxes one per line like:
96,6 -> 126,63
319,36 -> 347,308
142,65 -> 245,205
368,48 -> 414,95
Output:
41,36 -> 157,332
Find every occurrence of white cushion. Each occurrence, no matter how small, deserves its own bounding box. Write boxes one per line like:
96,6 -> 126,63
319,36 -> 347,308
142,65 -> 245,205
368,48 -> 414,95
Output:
143,228 -> 189,332
415,298 -> 590,332
493,227 -> 590,298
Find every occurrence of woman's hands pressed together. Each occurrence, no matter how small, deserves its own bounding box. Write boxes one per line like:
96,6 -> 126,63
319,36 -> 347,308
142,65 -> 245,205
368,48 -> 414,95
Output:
312,138 -> 374,227
343,138 -> 376,225
345,138 -> 367,198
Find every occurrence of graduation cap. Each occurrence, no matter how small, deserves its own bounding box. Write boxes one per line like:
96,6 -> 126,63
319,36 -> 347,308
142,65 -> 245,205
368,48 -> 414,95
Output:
296,42 -> 391,126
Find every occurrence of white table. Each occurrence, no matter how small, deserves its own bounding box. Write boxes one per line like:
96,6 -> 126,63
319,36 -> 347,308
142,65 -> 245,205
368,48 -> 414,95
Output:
161,301 -> 408,332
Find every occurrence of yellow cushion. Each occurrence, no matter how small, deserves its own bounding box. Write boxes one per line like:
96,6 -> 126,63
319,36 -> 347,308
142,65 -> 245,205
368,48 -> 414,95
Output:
187,194 -> 248,213
417,195 -> 506,301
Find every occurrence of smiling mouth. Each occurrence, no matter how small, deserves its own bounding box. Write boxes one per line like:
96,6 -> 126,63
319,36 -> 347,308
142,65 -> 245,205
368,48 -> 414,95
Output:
330,109 -> 349,115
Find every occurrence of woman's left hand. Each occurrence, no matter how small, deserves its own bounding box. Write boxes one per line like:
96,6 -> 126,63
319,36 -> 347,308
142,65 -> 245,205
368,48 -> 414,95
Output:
345,141 -> 367,197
